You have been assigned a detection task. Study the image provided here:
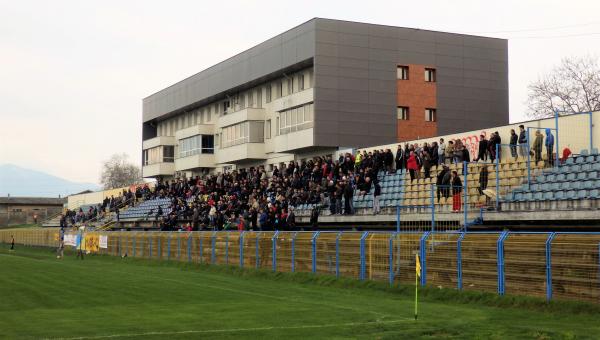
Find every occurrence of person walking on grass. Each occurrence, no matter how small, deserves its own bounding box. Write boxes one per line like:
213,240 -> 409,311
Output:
56,227 -> 65,259
10,235 -> 15,251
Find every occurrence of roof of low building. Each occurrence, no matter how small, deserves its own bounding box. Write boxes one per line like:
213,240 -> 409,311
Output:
0,197 -> 66,205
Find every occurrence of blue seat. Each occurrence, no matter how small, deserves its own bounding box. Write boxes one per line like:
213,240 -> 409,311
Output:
592,148 -> 599,155
589,189 -> 600,198
566,190 -> 577,199
577,172 -> 587,181
550,182 -> 561,191
546,174 -> 556,182
581,149 -> 589,156
582,164 -> 592,171
577,190 -> 588,199
556,174 -> 566,182
533,192 -> 543,201
583,181 -> 594,189
530,183 -> 540,191
514,193 -> 524,201
571,164 -> 582,172
575,156 -> 586,164
536,175 -> 545,182
589,171 -> 598,180
565,157 -> 575,165
572,181 -> 583,190
523,193 -> 534,201
586,156 -> 595,163
566,173 -> 576,181
554,191 -> 565,200
543,191 -> 554,200
593,163 -> 600,171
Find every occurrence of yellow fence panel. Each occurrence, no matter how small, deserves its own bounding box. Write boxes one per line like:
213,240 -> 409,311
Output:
552,234 -> 600,303
504,233 -> 548,298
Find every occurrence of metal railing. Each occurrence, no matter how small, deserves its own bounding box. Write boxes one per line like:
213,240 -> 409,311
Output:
3,228 -> 599,305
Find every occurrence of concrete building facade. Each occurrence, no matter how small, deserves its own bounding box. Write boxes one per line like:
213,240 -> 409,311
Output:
142,18 -> 508,179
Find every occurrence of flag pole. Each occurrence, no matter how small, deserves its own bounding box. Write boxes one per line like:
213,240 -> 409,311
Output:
415,253 -> 420,321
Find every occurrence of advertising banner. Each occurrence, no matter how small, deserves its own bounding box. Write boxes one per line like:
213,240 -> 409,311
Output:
99,235 -> 108,249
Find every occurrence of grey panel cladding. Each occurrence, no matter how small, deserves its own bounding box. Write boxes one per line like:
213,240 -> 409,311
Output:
312,18 -> 508,148
143,19 -> 317,122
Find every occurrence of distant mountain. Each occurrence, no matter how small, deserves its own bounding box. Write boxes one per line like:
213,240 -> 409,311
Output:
0,164 -> 100,197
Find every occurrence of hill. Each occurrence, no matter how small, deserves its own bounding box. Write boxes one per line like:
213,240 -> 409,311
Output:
0,164 -> 100,197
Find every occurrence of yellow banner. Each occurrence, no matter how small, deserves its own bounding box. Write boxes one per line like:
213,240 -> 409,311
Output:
83,234 -> 100,253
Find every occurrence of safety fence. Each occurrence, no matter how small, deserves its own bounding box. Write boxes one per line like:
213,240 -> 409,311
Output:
2,229 -> 599,305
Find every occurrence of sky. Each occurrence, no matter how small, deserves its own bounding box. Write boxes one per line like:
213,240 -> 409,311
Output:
2,0 -> 600,188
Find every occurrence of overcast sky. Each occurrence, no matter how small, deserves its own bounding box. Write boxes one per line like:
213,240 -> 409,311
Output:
2,0 -> 600,189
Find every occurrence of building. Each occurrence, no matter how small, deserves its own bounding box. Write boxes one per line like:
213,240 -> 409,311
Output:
141,18 -> 508,179
0,197 -> 66,226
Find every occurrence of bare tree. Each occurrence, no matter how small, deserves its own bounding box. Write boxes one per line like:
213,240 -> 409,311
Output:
100,153 -> 141,190
527,55 -> 600,118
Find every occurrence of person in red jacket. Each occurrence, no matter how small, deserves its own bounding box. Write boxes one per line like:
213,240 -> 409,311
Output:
237,216 -> 246,232
407,151 -> 419,182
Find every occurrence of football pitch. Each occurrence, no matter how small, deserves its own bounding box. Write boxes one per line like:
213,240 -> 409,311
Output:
1,247 -> 599,339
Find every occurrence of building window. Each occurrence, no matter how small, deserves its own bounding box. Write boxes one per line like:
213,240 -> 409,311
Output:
287,77 -> 294,95
201,135 -> 214,154
425,108 -> 436,122
163,146 -> 174,162
265,119 -> 272,139
256,89 -> 262,108
397,106 -> 409,120
247,91 -> 254,108
222,100 -> 230,114
276,81 -> 283,98
298,74 -> 305,91
425,68 -> 436,82
266,85 -> 272,103
397,66 -> 409,80
278,103 -> 314,135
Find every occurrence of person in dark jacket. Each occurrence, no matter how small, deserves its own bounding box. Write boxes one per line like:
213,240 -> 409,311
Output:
476,135 -> 488,162
310,206 -> 320,231
384,149 -> 394,174
518,124 -> 528,158
395,145 -> 404,174
373,181 -> 381,214
436,165 -> 449,202
509,129 -> 518,160
343,181 -> 354,215
451,171 -> 463,212
478,166 -> 489,195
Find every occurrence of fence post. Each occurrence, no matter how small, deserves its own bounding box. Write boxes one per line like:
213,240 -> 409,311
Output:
157,234 -> 161,259
589,112 -> 594,151
211,231 -> 217,265
225,232 -> 229,265
497,231 -> 509,295
388,232 -> 397,286
430,185 -> 435,233
311,231 -> 321,273
555,110 -> 560,169
457,232 -> 466,290
335,231 -> 343,278
187,234 -> 192,263
167,232 -> 172,261
291,232 -> 298,272
199,233 -> 203,264
360,232 -> 369,280
239,231 -> 244,269
527,131 -> 532,189
272,231 -> 279,272
177,234 -> 181,260
463,161 -> 468,226
420,232 -> 431,286
545,232 -> 557,301
396,206 -> 400,233
255,232 -> 261,269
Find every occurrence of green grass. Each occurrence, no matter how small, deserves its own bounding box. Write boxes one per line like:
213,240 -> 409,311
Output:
0,224 -> 38,230
0,246 -> 599,339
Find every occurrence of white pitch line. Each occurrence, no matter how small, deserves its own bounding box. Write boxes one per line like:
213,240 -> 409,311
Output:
48,319 -> 412,340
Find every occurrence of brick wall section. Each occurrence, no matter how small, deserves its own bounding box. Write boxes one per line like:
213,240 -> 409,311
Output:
397,64 -> 437,141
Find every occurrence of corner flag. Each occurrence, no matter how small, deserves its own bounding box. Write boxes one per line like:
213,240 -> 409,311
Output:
415,253 -> 421,320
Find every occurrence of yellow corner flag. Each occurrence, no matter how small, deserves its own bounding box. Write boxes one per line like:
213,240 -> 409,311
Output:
415,253 -> 421,320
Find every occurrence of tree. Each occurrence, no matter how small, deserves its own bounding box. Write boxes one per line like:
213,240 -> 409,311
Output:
100,153 -> 141,190
527,55 -> 600,119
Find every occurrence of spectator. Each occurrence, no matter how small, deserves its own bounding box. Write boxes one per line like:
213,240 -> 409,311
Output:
545,128 -> 555,167
407,151 -> 419,182
478,166 -> 489,195
451,171 -> 463,212
518,124 -> 528,158
561,146 -> 572,164
384,149 -> 394,174
373,180 -> 381,215
395,145 -> 404,174
533,130 -> 544,164
476,135 -> 488,162
438,138 -> 446,165
286,208 -> 296,231
509,129 -> 518,160
436,165 -> 449,202
422,151 -> 432,179
343,180 -> 354,215
310,206 -> 320,231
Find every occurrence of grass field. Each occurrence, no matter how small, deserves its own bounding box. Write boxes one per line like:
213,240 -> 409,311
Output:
1,246 -> 600,339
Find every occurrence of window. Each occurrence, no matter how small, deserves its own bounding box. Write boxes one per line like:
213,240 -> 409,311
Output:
256,89 -> 262,108
163,146 -> 174,162
278,103 -> 314,135
201,135 -> 214,154
276,81 -> 283,98
425,68 -> 436,82
397,106 -> 409,120
266,119 -> 272,139
266,85 -> 272,103
397,66 -> 409,80
222,100 -> 230,114
206,106 -> 211,122
298,74 -> 305,91
287,77 -> 294,94
425,108 -> 436,122
247,91 -> 254,108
